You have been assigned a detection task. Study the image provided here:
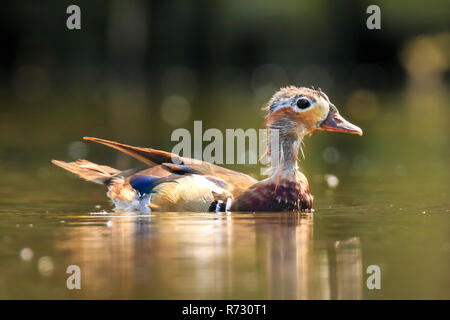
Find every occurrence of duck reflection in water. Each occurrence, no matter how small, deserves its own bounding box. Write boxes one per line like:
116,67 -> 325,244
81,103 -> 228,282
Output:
56,212 -> 363,299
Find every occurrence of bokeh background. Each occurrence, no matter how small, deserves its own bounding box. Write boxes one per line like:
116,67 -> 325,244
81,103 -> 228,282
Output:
0,0 -> 449,300
0,0 -> 448,183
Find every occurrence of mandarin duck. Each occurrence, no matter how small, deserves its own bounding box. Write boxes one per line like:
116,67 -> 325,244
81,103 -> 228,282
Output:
52,86 -> 362,213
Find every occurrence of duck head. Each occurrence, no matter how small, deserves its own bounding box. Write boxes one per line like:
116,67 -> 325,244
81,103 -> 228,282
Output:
265,86 -> 363,138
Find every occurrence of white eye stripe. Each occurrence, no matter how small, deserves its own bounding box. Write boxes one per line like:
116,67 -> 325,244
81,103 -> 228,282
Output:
270,97 -> 296,113
270,96 -> 316,113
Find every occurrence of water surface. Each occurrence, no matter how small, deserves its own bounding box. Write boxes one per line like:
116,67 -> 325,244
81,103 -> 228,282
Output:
0,90 -> 449,299
0,171 -> 448,299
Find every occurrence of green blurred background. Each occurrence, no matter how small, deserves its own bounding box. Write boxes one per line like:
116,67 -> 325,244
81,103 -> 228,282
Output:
0,0 -> 449,300
0,0 -> 448,190
0,0 -> 448,182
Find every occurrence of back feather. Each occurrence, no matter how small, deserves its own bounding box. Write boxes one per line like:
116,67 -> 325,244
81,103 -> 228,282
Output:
83,136 -> 258,197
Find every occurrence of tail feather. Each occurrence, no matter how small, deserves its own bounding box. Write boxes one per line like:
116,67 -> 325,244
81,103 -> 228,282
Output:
51,159 -> 120,184
83,136 -> 183,167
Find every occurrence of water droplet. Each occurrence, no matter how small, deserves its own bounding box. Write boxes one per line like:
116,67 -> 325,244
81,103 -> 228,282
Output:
38,256 -> 54,276
325,174 -> 339,189
20,248 -> 33,261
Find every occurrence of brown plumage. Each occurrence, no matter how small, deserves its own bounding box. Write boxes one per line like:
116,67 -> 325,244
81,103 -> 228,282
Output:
52,86 -> 362,212
231,170 -> 313,212
82,137 -> 258,199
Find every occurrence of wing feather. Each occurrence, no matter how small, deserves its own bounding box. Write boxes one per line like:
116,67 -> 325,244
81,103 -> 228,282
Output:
84,136 -> 258,197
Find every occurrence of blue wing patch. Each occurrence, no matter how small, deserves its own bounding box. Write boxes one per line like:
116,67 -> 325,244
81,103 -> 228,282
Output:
162,163 -> 198,174
129,175 -> 161,195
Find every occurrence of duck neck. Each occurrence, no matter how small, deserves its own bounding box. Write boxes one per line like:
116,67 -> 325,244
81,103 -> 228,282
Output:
267,123 -> 302,173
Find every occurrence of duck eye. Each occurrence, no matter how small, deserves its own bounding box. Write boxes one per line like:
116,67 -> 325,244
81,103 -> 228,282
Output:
296,98 -> 310,109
